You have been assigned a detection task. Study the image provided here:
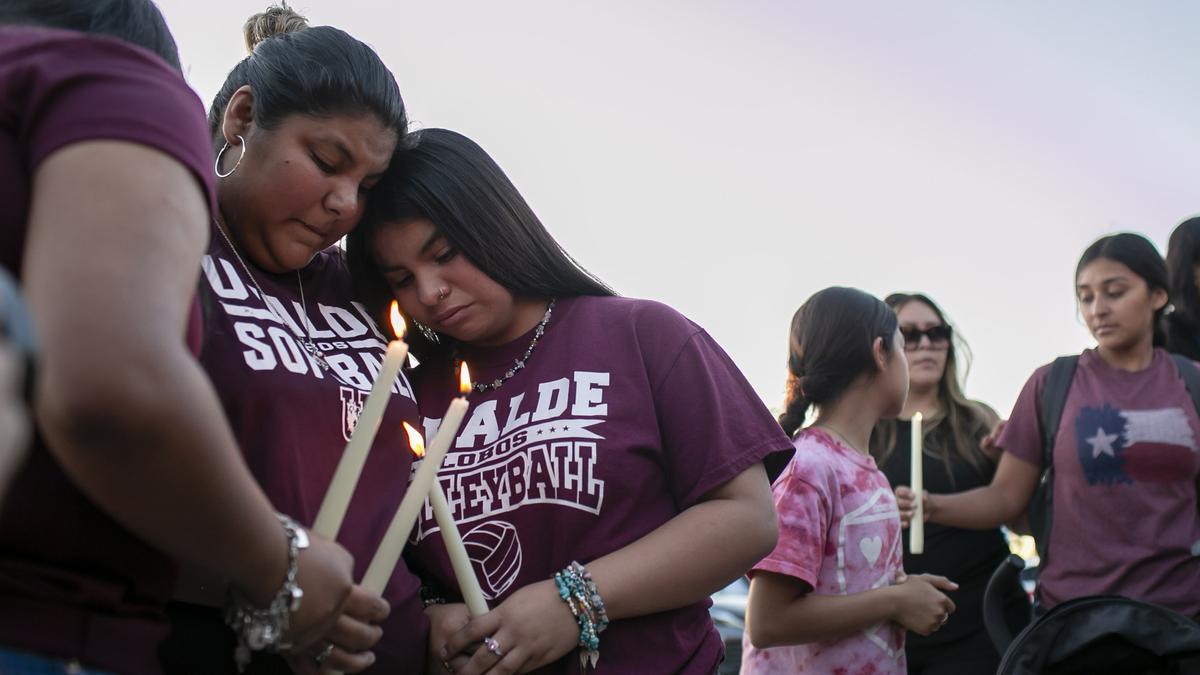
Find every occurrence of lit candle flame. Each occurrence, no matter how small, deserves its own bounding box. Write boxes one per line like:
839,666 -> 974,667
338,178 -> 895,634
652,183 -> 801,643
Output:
403,421 -> 425,459
389,301 -> 407,340
459,362 -> 472,395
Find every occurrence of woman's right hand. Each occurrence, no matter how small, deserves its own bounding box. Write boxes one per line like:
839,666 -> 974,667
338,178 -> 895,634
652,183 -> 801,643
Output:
894,486 -> 928,529
272,535 -> 390,673
890,573 -> 957,636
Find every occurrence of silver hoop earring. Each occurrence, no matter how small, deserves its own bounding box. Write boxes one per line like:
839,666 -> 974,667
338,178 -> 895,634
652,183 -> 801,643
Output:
414,320 -> 440,344
214,134 -> 247,178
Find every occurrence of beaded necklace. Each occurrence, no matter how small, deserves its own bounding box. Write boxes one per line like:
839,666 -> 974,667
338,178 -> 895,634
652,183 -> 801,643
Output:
461,298 -> 556,393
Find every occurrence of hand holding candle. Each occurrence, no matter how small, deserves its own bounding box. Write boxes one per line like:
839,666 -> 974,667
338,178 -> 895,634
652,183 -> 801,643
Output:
313,302 -> 408,540
909,411 -> 924,555
361,364 -> 473,595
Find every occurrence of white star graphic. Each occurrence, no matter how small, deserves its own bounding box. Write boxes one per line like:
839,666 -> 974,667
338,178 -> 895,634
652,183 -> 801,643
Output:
1086,427 -> 1119,459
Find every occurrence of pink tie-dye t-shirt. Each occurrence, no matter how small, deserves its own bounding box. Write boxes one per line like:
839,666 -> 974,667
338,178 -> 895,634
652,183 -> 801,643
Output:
742,428 -> 906,675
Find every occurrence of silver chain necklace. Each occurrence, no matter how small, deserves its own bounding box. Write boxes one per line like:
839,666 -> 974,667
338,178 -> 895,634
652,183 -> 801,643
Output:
214,220 -> 331,372
466,298 -> 556,393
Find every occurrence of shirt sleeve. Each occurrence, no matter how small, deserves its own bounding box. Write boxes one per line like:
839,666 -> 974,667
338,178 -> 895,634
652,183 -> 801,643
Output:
15,33 -> 216,212
638,302 -> 794,508
996,365 -> 1051,468
752,466 -> 829,588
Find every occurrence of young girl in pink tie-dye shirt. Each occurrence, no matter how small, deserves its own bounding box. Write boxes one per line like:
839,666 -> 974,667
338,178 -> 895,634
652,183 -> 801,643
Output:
743,287 -> 959,675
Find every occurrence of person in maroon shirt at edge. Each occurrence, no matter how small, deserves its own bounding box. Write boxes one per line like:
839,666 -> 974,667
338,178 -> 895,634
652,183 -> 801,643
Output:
159,5 -> 430,675
0,1 -> 386,674
346,128 -> 788,675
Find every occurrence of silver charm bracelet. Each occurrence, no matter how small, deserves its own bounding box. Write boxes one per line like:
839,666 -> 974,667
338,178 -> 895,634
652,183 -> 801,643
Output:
225,513 -> 310,671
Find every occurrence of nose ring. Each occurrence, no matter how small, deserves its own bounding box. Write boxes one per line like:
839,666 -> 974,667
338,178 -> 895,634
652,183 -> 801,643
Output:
437,287 -> 448,301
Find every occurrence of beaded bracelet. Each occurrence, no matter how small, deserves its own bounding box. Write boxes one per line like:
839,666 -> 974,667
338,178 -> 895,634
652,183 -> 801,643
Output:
552,561 -> 609,668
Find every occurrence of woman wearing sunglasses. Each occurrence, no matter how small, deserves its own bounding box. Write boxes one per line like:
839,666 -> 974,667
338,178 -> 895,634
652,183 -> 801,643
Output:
870,293 -> 1029,675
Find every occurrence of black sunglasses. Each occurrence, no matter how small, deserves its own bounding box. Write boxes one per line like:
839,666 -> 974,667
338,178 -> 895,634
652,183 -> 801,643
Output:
900,324 -> 951,350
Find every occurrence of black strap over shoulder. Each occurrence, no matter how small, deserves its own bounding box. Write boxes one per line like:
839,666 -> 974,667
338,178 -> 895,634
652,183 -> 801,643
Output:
1169,353 -> 1200,415
1031,356 -> 1079,568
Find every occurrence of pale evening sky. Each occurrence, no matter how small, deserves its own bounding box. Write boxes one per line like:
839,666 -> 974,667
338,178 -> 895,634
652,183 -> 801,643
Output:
156,0 -> 1200,416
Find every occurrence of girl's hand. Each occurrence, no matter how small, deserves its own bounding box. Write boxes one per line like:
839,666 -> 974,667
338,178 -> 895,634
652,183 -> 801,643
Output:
891,573 -> 957,636
893,486 -> 928,529
980,420 -> 1008,457
442,580 -> 580,675
427,603 -> 471,674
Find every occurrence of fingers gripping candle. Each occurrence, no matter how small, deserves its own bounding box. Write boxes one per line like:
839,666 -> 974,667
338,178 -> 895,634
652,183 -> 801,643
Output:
313,302 -> 409,540
909,411 -> 925,555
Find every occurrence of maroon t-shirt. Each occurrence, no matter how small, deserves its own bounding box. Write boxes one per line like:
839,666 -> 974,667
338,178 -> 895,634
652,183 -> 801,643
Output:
0,27 -> 216,675
997,348 -> 1200,617
195,230 -> 428,672
409,296 -> 791,674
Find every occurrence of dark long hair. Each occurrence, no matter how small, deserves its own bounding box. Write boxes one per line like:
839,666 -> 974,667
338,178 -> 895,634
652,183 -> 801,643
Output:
0,0 -> 180,70
1077,232 -> 1168,347
778,287 -> 898,438
347,128 -> 615,358
1166,217 -> 1200,333
207,4 -> 406,145
870,293 -> 995,485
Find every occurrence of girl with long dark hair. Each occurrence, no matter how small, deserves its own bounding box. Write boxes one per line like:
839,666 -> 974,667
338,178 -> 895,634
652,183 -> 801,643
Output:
741,287 -> 957,675
1164,216 -> 1200,361
347,128 -> 786,674
914,233 -> 1200,619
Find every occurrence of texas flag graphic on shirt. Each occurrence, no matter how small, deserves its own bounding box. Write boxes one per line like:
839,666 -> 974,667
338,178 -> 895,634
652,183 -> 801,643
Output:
1074,404 -> 1198,486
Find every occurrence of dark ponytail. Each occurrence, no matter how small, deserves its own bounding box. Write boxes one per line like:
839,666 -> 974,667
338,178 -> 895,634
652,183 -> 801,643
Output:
778,287 -> 899,437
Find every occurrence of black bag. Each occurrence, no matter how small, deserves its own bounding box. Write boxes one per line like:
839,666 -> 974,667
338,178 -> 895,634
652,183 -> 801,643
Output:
996,594 -> 1200,675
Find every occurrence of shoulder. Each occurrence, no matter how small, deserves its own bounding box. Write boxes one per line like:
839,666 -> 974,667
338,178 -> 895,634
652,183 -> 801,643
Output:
781,430 -> 842,485
570,295 -> 696,328
566,295 -> 702,346
3,27 -> 212,203
1,26 -> 191,99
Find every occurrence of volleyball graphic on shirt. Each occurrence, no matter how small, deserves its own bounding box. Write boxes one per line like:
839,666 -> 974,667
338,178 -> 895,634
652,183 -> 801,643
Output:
463,520 -> 523,599
1074,404 -> 1198,486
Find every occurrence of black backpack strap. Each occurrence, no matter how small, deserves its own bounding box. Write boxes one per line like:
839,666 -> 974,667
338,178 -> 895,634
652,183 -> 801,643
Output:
1168,353 -> 1200,417
1031,356 -> 1078,569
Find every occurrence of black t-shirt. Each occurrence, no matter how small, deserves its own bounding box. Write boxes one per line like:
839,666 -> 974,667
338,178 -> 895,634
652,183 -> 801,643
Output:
878,419 -> 1028,647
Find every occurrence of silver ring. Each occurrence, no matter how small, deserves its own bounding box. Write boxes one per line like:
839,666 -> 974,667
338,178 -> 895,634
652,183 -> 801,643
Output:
437,287 -> 448,300
483,635 -> 504,657
315,643 -> 335,665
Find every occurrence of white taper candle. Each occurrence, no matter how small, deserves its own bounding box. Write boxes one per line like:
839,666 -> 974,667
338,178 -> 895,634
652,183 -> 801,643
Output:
909,411 -> 925,555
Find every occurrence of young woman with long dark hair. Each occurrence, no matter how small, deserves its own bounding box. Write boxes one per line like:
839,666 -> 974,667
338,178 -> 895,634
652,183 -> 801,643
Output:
1164,216 -> 1200,361
347,128 -> 786,674
912,233 -> 1200,619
